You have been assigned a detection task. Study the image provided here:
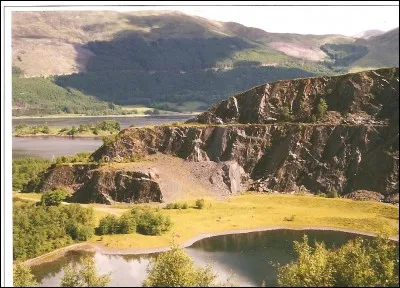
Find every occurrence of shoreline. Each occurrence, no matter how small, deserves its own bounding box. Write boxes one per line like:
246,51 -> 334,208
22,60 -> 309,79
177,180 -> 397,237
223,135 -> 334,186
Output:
13,134 -> 106,139
12,113 -> 199,120
23,225 -> 399,267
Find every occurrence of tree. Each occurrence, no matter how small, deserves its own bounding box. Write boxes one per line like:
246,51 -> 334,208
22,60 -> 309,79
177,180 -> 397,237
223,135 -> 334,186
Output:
277,235 -> 334,287
277,235 -> 399,287
316,98 -> 328,120
195,199 -> 205,209
40,189 -> 67,206
143,243 -> 217,287
13,262 -> 38,287
60,255 -> 111,287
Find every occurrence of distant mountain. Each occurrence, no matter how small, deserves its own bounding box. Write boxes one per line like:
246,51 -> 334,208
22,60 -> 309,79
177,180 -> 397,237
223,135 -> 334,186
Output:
353,29 -> 385,39
11,11 -> 399,115
351,28 -> 399,69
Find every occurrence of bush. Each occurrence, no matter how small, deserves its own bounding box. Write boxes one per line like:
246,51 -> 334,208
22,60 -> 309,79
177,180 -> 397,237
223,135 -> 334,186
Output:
165,203 -> 175,209
277,235 -> 399,287
195,199 -> 205,209
281,106 -> 292,121
97,215 -> 120,235
284,215 -> 296,221
165,202 -> 188,209
67,223 -> 94,241
55,152 -> 92,164
12,157 -> 52,191
143,243 -> 218,287
96,207 -> 170,236
13,200 -> 95,260
327,189 -> 339,198
118,213 -> 137,234
316,98 -> 328,120
317,193 -> 327,198
40,189 -> 67,206
135,209 -> 172,236
129,207 -> 172,236
13,262 -> 38,287
67,126 -> 78,136
42,126 -> 50,134
61,255 -> 110,287
103,134 -> 117,146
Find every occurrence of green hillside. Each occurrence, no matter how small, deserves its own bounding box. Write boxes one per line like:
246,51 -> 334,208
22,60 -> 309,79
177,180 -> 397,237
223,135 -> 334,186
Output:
352,28 -> 399,68
12,72 -> 123,116
11,11 -> 399,115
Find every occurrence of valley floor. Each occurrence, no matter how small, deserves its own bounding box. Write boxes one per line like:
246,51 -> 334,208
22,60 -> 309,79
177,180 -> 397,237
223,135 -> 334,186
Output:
14,192 -> 399,265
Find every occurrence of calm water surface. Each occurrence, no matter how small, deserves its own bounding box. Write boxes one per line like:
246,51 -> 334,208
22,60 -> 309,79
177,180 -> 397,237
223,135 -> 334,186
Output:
12,115 -> 190,159
30,229 -> 373,287
12,115 -> 191,129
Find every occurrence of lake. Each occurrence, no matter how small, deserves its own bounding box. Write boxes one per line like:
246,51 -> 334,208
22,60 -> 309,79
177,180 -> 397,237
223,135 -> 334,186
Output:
12,115 -> 191,159
30,229 -> 372,287
12,115 -> 192,129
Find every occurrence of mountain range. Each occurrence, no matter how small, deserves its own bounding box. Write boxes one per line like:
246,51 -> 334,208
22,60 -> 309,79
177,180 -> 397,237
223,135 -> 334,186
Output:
12,11 -> 399,115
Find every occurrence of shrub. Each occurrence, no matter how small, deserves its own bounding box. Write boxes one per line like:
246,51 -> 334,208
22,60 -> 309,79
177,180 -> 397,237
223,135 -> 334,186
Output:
143,243 -> 218,287
97,215 -> 120,235
135,208 -> 172,236
284,215 -> 296,221
165,203 -> 175,209
96,207 -> 170,236
316,98 -> 328,120
12,157 -> 51,191
40,189 -> 67,206
61,255 -> 110,287
195,199 -> 205,209
165,202 -> 188,210
67,223 -> 94,241
327,189 -> 339,198
13,262 -> 38,287
130,207 -> 172,236
41,126 -> 50,134
281,106 -> 292,121
317,193 -> 327,198
118,213 -> 137,234
102,134 -> 117,146
67,126 -> 78,136
13,201 -> 95,260
277,235 -> 399,287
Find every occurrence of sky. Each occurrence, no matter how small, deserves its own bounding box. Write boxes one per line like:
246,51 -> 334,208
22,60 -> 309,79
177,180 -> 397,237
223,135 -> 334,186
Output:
122,4 -> 400,36
7,1 -> 400,36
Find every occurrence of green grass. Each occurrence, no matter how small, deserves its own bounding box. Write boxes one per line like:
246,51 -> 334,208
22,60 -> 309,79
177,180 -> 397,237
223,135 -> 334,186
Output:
13,192 -> 42,202
88,194 -> 398,250
14,192 -> 398,251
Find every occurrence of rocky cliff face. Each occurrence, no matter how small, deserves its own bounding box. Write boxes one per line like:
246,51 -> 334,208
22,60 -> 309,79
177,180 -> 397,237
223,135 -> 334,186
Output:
26,164 -> 162,204
92,123 -> 398,197
27,68 -> 399,203
188,67 -> 398,125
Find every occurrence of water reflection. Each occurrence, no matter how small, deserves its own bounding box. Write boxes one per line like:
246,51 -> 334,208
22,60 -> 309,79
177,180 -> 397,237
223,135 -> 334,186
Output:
12,115 -> 191,129
30,229 -> 373,287
12,115 -> 191,159
12,136 -> 103,159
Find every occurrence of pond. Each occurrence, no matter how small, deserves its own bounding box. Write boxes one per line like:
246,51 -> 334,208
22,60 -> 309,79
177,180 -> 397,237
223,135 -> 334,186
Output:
30,229 -> 373,287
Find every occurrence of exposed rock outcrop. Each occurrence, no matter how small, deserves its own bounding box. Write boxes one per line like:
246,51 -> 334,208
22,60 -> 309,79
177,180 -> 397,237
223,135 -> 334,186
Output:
27,68 -> 399,203
188,67 -> 399,125
26,164 -> 162,204
92,123 -> 398,197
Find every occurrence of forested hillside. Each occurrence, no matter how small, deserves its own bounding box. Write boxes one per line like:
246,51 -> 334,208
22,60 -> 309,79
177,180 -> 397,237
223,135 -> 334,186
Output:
12,11 -> 399,115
